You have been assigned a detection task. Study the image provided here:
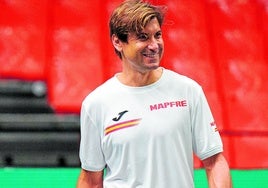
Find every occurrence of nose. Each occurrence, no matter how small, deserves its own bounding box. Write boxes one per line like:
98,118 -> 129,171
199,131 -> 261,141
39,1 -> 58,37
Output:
148,38 -> 159,51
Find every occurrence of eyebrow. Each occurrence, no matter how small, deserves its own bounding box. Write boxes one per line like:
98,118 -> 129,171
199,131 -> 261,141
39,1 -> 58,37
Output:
137,29 -> 162,35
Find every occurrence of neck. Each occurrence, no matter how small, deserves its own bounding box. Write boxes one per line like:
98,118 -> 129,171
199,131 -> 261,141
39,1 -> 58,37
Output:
117,67 -> 163,87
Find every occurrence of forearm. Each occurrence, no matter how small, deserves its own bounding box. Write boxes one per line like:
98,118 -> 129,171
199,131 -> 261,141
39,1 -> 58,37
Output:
203,153 -> 232,188
205,163 -> 232,188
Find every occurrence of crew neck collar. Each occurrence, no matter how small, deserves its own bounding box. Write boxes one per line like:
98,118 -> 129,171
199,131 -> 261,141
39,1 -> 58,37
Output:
114,67 -> 166,92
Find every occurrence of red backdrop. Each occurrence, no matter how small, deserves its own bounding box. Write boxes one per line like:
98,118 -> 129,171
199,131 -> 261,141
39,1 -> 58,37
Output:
0,0 -> 267,169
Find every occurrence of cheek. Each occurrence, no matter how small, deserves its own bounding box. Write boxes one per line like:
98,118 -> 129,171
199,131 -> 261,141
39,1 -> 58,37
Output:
124,44 -> 143,59
159,40 -> 164,50
124,48 -> 136,59
158,42 -> 164,57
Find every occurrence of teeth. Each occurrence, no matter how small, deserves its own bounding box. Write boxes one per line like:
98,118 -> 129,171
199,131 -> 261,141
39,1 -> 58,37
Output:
143,53 -> 158,57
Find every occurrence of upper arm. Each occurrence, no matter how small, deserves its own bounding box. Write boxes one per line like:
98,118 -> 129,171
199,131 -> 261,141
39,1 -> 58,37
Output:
191,87 -> 223,160
80,103 -> 106,171
202,152 -> 227,169
202,153 -> 220,169
77,169 -> 103,188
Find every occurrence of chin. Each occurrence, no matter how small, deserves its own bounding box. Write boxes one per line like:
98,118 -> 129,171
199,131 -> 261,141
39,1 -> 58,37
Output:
146,63 -> 160,70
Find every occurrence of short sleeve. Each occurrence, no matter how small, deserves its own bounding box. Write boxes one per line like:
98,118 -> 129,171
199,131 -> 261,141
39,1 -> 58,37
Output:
191,87 -> 223,160
79,102 -> 106,171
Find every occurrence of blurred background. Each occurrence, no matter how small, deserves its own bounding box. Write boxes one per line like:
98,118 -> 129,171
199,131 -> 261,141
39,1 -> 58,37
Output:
0,0 -> 267,187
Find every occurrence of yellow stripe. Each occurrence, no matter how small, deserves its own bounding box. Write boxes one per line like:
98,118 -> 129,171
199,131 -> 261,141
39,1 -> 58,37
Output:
105,120 -> 140,134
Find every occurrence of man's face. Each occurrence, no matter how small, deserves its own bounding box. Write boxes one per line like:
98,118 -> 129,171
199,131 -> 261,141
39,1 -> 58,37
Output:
120,18 -> 164,73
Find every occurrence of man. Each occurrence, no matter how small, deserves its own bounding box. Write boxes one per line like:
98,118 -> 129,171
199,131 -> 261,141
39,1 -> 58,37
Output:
77,0 -> 232,187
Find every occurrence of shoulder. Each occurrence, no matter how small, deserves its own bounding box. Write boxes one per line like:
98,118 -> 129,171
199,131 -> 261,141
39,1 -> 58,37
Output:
82,77 -> 117,106
163,68 -> 202,91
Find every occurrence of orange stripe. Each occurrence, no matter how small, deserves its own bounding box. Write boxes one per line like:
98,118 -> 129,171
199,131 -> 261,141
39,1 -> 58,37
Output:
105,119 -> 141,135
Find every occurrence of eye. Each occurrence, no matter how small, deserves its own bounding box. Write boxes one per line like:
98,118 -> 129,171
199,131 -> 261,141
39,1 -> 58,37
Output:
155,31 -> 162,39
137,33 -> 148,41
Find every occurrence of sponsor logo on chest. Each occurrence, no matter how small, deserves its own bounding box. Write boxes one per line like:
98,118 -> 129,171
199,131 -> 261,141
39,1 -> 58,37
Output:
149,100 -> 187,111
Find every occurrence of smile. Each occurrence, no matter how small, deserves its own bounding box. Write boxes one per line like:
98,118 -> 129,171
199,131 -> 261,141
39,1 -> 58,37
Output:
142,53 -> 159,58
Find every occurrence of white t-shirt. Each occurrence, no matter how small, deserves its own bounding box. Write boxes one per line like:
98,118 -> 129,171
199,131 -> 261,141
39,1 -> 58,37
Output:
79,68 -> 223,188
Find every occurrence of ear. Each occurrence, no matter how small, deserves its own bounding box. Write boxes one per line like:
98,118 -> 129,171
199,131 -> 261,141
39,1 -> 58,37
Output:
112,34 -> 123,52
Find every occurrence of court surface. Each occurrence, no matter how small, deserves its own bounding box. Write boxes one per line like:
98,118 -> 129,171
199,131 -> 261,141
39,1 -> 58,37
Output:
0,168 -> 267,187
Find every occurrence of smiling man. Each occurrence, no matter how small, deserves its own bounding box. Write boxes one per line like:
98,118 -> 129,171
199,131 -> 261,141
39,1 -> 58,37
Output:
77,0 -> 232,187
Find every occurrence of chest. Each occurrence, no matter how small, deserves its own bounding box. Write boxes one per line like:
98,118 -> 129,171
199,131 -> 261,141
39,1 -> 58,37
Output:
101,94 -> 191,149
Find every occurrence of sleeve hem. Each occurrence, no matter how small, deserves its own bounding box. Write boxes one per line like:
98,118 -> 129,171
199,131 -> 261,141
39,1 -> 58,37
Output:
81,163 -> 106,172
198,146 -> 223,161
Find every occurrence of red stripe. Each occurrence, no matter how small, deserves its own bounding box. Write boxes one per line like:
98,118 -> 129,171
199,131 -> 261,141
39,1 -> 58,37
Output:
105,118 -> 141,136
105,124 -> 138,135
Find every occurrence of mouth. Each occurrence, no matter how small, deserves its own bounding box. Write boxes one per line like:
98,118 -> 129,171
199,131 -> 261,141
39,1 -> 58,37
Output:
142,52 -> 159,58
